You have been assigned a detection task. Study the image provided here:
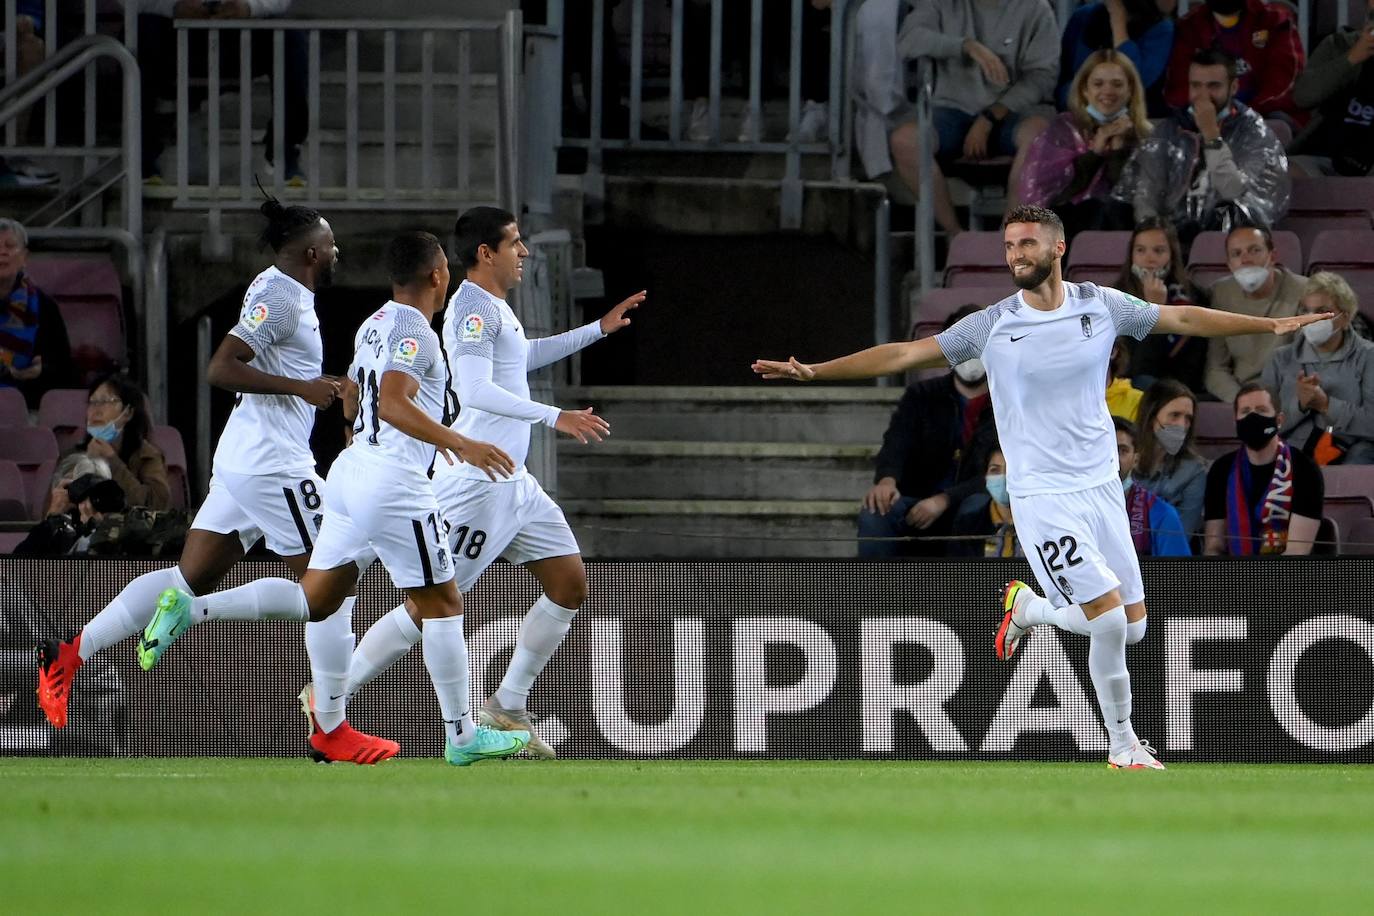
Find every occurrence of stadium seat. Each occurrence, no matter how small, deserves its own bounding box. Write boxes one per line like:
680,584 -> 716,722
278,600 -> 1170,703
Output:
909,286 -> 1012,339
1322,497 -> 1374,551
1065,231 -> 1131,284
1305,229 -> 1374,275
1314,517 -> 1339,555
0,427 -> 60,518
1188,230 -> 1302,289
0,387 -> 28,427
1321,464 -> 1374,502
38,388 -> 92,452
1288,176 -> 1374,220
0,460 -> 31,520
0,530 -> 26,553
1276,216 -> 1371,264
1264,118 -> 1293,148
943,233 -> 1009,287
1345,517 -> 1374,556
1192,401 -> 1240,460
58,298 -> 126,384
151,425 -> 190,509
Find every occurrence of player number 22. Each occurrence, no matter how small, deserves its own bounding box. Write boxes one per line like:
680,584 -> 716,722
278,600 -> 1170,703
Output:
1041,536 -> 1083,571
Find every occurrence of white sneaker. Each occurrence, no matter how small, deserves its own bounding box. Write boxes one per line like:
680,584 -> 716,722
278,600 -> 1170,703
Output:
995,580 -> 1032,660
1108,740 -> 1166,770
790,100 -> 827,143
737,104 -> 761,143
687,98 -> 710,142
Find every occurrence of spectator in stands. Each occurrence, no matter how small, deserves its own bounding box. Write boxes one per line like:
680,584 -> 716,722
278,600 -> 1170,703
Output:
1204,224 -> 1307,403
1164,0 -> 1305,124
1204,382 -> 1324,554
15,471 -> 127,556
1107,336 -> 1143,421
1262,272 -> 1374,464
858,304 -> 997,557
137,1 -> 305,185
1120,217 -> 1211,391
852,0 -> 908,180
74,372 -> 170,511
1132,378 -> 1210,535
0,2 -> 59,186
0,218 -> 73,409
889,0 -> 1058,236
1057,0 -> 1175,108
948,443 -> 1023,557
1116,50 -> 1290,245
1116,417 -> 1192,555
1290,0 -> 1374,177
1020,50 -> 1145,238
41,453 -> 111,518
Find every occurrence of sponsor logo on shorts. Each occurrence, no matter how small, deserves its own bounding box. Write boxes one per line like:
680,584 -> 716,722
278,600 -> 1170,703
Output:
243,302 -> 270,329
393,337 -> 421,366
461,314 -> 485,342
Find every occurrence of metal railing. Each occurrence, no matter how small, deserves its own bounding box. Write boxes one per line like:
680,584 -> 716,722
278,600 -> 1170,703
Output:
169,16 -> 523,227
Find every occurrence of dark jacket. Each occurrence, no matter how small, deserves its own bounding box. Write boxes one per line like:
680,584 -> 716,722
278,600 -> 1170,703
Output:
873,374 -> 998,511
2,275 -> 73,409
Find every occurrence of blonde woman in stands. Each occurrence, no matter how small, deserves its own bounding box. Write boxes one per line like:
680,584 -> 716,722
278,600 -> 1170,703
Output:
75,372 -> 171,511
1261,272 -> 1374,464
1019,49 -> 1149,239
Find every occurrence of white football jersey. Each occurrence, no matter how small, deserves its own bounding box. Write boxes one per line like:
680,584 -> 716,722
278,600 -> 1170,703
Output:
936,282 -> 1160,497
345,301 -> 445,472
438,280 -> 602,483
213,266 -> 322,476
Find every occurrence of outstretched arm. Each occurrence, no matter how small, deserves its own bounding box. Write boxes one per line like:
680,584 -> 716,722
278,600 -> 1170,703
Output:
526,290 -> 645,371
1152,305 -> 1333,339
753,336 -> 950,382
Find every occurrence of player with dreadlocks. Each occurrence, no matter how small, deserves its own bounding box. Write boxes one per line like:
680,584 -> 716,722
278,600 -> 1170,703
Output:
36,198 -> 398,764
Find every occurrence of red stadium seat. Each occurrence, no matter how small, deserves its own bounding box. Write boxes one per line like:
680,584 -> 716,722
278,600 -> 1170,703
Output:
1065,231 -> 1131,284
0,530 -> 27,554
1321,464 -> 1374,502
1277,216 -> 1371,264
909,286 -> 1013,340
1306,229 -> 1374,275
1188,230 -> 1302,289
943,233 -> 1009,287
1264,118 -> 1293,148
0,460 -> 31,520
1288,176 -> 1374,220
58,298 -> 126,384
1193,401 -> 1240,460
0,427 -> 60,518
0,387 -> 28,427
1345,517 -> 1374,556
38,388 -> 92,452
151,425 -> 190,509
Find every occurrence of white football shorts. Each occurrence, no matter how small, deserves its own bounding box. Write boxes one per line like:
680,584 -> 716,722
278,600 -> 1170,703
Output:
192,467 -> 326,557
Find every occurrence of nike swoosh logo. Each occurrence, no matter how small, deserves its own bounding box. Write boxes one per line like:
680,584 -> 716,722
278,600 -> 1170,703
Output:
1010,334 -> 1030,342
329,694 -> 346,701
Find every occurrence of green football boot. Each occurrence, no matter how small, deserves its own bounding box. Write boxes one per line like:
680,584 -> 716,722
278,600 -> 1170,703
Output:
137,588 -> 193,671
443,725 -> 530,767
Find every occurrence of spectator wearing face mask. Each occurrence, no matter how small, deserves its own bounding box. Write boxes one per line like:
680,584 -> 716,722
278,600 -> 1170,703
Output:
1164,0 -> 1306,124
1119,217 -> 1211,392
1116,417 -> 1191,556
1290,0 -> 1374,177
1204,225 -> 1308,403
1261,272 -> 1374,465
1203,382 -> 1324,555
858,304 -> 998,557
949,444 -> 1023,557
1131,378 -> 1210,535
72,372 -> 171,511
1115,50 -> 1289,245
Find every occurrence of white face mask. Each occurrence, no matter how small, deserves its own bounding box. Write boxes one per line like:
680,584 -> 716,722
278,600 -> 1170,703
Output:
1303,318 -> 1337,347
1131,264 -> 1169,282
953,358 -> 986,385
1232,265 -> 1271,294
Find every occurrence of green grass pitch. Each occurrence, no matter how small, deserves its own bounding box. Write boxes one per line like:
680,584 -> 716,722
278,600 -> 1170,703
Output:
3,758 -> 1373,915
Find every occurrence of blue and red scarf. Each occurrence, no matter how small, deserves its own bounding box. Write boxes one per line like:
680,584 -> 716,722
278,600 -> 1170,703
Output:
1125,483 -> 1157,556
1226,440 -> 1295,555
1,271 -> 41,375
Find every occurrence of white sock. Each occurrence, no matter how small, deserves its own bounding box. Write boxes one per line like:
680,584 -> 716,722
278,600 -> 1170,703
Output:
1126,617 -> 1147,646
422,615 -> 475,746
1019,593 -> 1090,636
306,596 -> 356,734
79,566 -> 190,661
347,603 -> 422,697
191,578 -> 309,622
1083,606 -> 1138,755
494,594 -> 578,712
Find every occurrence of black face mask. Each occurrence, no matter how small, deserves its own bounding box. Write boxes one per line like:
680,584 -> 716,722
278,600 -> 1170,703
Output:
1236,412 -> 1279,451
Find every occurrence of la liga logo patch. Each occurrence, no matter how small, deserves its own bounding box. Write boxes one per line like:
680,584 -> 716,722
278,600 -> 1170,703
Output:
461,313 -> 485,342
243,302 -> 269,329
393,337 -> 420,366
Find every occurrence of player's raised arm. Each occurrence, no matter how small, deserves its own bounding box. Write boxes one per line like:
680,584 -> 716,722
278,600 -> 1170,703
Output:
753,335 -> 950,382
524,289 -> 646,372
1152,304 -> 1336,338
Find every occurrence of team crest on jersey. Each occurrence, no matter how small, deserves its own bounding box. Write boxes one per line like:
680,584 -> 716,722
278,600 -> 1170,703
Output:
1058,575 -> 1074,597
243,302 -> 269,329
393,337 -> 421,366
436,547 -> 450,572
461,314 -> 485,341
312,513 -> 324,533
1081,315 -> 1093,338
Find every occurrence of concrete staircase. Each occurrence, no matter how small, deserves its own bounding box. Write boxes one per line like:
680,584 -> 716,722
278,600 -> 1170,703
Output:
555,386 -> 901,558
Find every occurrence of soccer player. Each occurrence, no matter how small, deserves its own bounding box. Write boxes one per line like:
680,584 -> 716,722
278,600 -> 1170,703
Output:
143,231 -> 529,766
36,198 -> 351,731
340,206 -> 642,758
753,205 -> 1330,770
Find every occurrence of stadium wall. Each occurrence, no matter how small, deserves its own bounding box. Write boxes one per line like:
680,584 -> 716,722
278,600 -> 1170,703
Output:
3,558 -> 1371,763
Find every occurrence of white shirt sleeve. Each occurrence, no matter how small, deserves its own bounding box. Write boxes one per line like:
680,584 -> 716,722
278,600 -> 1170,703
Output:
524,321 -> 606,372
454,354 -> 562,427
934,308 -> 996,365
1098,283 -> 1162,340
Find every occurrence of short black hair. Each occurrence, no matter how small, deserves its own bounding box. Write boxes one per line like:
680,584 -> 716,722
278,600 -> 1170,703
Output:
1003,205 -> 1065,240
258,197 -> 325,253
1226,222 -> 1274,251
453,206 -> 517,269
1191,48 -> 1238,83
1234,381 -> 1280,414
386,231 -> 444,287
1113,415 -> 1138,444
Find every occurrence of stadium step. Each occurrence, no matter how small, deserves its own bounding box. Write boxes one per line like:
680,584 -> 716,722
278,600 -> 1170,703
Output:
556,439 -> 875,501
561,498 -> 858,559
561,386 -> 901,445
